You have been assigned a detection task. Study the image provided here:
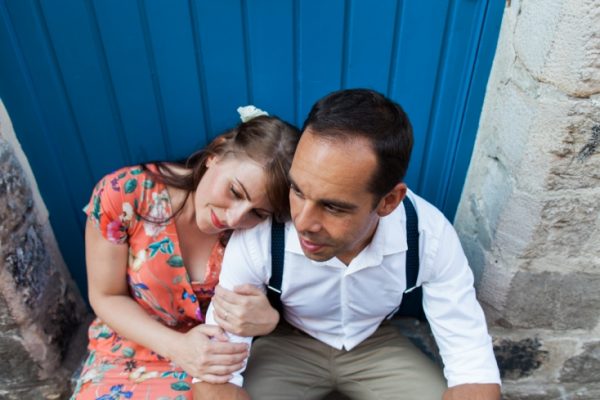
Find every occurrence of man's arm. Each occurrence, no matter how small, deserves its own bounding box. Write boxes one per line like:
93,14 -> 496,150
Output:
443,383 -> 501,400
421,216 -> 501,394
199,219 -> 272,386
193,382 -> 250,400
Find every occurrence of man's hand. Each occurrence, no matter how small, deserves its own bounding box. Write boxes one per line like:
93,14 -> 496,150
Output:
212,284 -> 279,336
443,383 -> 501,400
193,382 -> 250,400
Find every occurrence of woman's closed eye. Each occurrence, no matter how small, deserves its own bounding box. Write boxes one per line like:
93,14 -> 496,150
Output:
230,185 -> 244,199
252,209 -> 270,220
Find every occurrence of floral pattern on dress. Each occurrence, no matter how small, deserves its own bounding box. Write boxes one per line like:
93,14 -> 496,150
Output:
72,165 -> 228,400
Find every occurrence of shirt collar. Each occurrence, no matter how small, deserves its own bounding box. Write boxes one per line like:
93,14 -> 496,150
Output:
284,205 -> 408,268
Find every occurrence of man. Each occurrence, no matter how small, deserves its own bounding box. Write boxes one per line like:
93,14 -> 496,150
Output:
196,89 -> 501,399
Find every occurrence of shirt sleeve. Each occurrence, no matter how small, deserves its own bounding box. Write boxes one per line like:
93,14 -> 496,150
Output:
422,219 -> 501,387
205,219 -> 272,386
83,167 -> 140,244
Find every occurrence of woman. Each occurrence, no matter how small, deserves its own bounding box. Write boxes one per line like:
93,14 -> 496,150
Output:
71,109 -> 300,399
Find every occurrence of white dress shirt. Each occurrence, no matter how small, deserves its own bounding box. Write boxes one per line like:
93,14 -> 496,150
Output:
206,190 -> 501,388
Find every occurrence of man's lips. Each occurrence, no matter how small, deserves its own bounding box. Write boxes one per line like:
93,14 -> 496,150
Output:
299,236 -> 325,252
211,210 -> 227,229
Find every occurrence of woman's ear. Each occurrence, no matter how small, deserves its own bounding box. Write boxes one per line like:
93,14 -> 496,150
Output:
205,155 -> 217,168
375,183 -> 407,217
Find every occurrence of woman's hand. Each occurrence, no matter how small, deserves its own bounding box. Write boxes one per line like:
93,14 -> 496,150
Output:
211,285 -> 279,337
167,324 -> 249,383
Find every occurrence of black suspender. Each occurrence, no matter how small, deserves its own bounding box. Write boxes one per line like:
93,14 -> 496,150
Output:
267,220 -> 285,314
393,196 -> 426,320
267,196 -> 426,321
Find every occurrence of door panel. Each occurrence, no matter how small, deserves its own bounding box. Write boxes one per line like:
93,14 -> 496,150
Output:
0,0 -> 504,294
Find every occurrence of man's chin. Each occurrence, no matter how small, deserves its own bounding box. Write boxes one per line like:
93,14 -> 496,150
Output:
300,248 -> 335,262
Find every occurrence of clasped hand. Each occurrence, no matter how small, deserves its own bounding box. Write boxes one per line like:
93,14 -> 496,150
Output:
169,324 -> 248,383
169,284 -> 278,382
211,284 -> 280,337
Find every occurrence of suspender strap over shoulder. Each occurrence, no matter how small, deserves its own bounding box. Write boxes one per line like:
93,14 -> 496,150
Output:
267,221 -> 285,314
267,196 -> 425,321
394,196 -> 426,321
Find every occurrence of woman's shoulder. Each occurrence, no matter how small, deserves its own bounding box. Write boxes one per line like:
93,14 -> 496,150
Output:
93,164 -> 159,192
101,164 -> 153,180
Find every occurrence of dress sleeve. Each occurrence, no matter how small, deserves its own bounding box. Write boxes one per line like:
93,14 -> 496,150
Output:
422,219 -> 501,387
83,166 -> 141,244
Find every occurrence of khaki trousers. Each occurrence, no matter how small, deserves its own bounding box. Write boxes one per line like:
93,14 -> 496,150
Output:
243,322 -> 446,400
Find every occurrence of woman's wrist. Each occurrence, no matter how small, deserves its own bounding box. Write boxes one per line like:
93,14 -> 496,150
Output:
155,326 -> 183,360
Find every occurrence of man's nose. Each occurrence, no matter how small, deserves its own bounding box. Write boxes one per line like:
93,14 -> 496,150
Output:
293,201 -> 321,233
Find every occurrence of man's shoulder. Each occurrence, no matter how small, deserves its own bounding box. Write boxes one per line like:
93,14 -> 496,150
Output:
397,190 -> 454,240
233,218 -> 273,243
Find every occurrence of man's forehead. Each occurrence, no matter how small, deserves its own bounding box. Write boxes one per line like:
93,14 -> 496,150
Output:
297,128 -> 373,157
290,131 -> 377,193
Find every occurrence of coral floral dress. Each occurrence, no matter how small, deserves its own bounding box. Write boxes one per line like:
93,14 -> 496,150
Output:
72,165 -> 226,400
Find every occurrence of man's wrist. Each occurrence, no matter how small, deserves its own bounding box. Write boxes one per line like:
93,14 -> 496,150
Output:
193,382 -> 249,400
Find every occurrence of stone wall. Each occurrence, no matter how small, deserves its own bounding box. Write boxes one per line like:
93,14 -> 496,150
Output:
455,0 -> 600,399
0,100 -> 90,399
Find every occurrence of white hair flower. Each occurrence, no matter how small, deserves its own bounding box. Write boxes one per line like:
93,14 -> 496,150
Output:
237,105 -> 269,122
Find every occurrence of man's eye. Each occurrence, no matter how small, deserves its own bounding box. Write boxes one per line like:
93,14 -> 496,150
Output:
324,204 -> 342,214
290,185 -> 303,197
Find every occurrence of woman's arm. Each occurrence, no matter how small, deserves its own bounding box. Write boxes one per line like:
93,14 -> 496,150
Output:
85,220 -> 248,382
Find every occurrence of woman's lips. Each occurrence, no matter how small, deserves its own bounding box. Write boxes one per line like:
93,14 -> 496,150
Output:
211,210 -> 227,229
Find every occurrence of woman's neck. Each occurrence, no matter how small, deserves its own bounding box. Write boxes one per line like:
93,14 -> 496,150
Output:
168,186 -> 195,225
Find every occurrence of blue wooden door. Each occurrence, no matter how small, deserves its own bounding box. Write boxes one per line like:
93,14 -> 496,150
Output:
0,0 -> 504,295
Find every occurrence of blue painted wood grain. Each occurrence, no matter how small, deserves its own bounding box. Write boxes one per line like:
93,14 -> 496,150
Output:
0,0 -> 504,294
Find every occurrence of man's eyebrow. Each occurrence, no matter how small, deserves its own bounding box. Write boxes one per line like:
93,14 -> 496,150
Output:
289,175 -> 357,211
318,199 -> 358,211
236,178 -> 252,201
288,175 -> 300,192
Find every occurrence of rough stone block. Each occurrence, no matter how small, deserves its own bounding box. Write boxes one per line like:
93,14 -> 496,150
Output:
523,195 -> 600,262
3,224 -> 51,310
548,121 -> 600,191
502,388 -> 562,400
0,292 -> 17,330
0,381 -> 70,400
501,383 -> 600,400
0,133 -> 89,397
493,337 -> 548,380
0,141 -> 33,238
514,0 -> 600,97
501,271 -> 600,330
0,332 -> 41,384
39,277 -> 84,360
560,341 -> 600,384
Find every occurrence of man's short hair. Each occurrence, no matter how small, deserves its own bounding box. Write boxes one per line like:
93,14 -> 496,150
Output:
302,88 -> 413,200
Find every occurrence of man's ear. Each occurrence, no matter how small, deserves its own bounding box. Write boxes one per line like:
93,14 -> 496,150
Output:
375,183 -> 407,217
